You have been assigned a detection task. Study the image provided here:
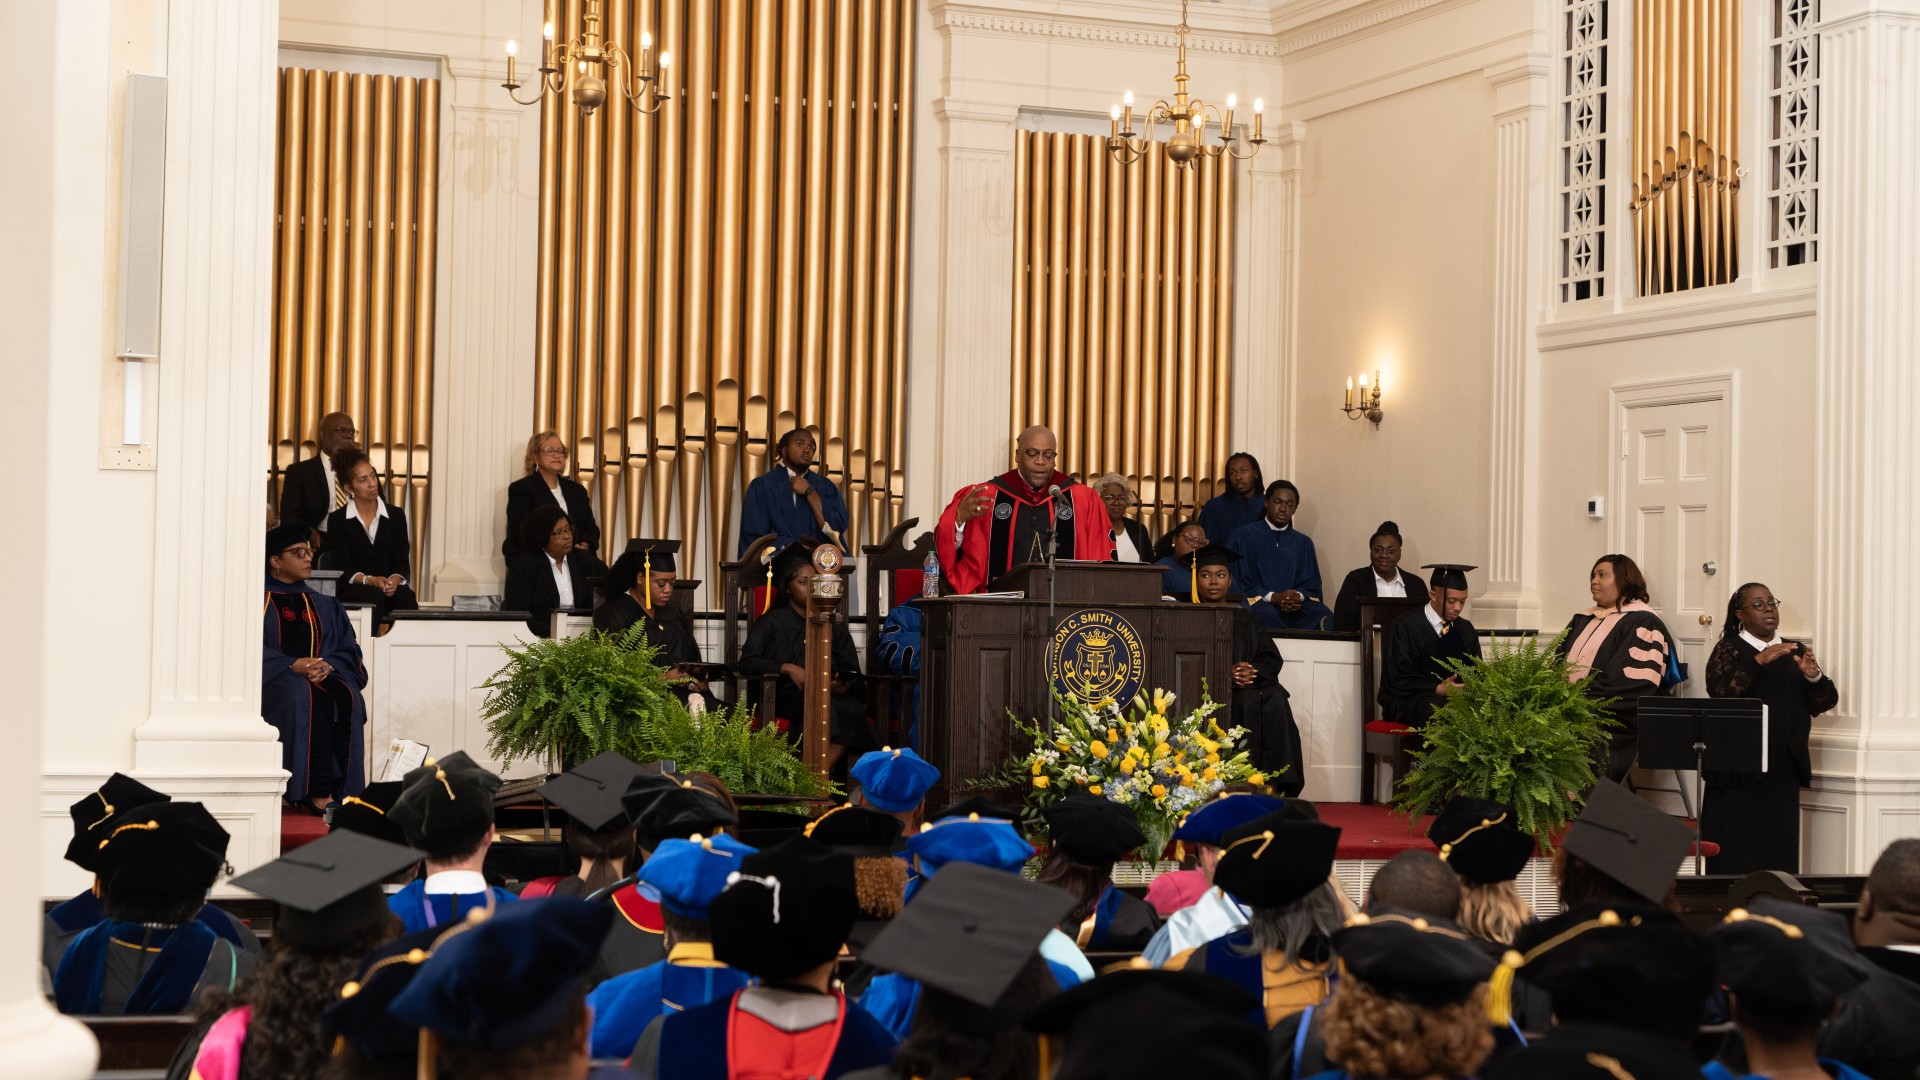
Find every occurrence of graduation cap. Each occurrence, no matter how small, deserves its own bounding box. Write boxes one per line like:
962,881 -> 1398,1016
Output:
329,780 -> 410,849
1175,543 -> 1243,603
538,751 -> 648,834
908,815 -> 1035,877
1332,910 -> 1497,1006
606,538 -> 681,605
65,774 -> 170,872
1714,899 -> 1871,1020
1503,904 -> 1717,1037
710,836 -> 859,981
1041,794 -> 1148,864
321,924 -> 447,1069
932,796 -> 1019,826
388,751 -> 503,852
1428,796 -> 1536,884
1171,794 -> 1287,848
93,801 -> 230,896
266,522 -> 311,556
389,897 -> 614,1054
638,834 -> 758,920
1025,969 -> 1267,1080
1421,563 -> 1477,592
231,830 -> 421,949
850,746 -> 941,813
861,861 -> 1076,1014
1561,780 -> 1695,906
622,770 -> 737,848
1479,1023 -> 1707,1080
1211,810 -> 1341,909
806,805 -> 906,856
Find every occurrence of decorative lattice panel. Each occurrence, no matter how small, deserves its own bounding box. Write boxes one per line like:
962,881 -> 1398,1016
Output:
1768,0 -> 1821,268
1559,0 -> 1611,302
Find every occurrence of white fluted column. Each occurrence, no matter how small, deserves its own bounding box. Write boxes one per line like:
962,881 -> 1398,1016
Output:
1233,122 -> 1305,480
132,0 -> 287,875
1805,0 -> 1920,872
1476,57 -> 1550,629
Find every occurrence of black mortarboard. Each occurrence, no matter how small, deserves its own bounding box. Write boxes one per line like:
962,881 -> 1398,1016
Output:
623,770 -> 737,848
1212,810 -> 1341,909
1182,543 -> 1244,570
388,751 -> 502,849
1714,899 -> 1871,1020
321,924 -> 446,1068
1561,780 -> 1694,906
1480,1023 -> 1706,1080
66,774 -> 169,871
230,830 -> 418,949
933,796 -> 1019,826
769,539 -> 822,588
1510,904 -> 1717,1039
1332,910 -> 1496,1005
1041,794 -> 1148,864
861,861 -> 1076,1011
710,836 -> 858,981
389,897 -> 613,1052
330,780 -> 410,849
1026,970 -> 1267,1080
1428,796 -> 1536,884
266,522 -> 310,556
805,805 -> 906,856
93,801 -> 230,895
539,751 -> 647,833
606,538 -> 681,596
1422,563 -> 1477,591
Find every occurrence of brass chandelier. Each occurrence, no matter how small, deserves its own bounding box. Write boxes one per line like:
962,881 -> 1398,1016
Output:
501,0 -> 669,116
1107,0 -> 1263,167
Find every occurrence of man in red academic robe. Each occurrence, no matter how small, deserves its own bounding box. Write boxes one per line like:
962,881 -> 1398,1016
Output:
935,425 -> 1114,595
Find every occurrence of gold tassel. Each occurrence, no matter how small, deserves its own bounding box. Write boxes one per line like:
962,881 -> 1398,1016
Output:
417,1028 -> 434,1080
1487,949 -> 1523,1025
642,550 -> 654,614
1189,556 -> 1198,604
760,561 -> 775,615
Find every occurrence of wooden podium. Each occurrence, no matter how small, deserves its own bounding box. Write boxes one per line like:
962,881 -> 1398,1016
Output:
917,560 -> 1235,809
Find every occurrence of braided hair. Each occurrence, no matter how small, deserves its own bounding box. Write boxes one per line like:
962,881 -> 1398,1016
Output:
1722,582 -> 1767,641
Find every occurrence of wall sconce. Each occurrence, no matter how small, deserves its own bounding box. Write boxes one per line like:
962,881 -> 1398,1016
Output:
1343,371 -> 1384,425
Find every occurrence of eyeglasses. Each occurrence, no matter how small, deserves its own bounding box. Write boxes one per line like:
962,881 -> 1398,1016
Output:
1100,491 -> 1131,503
540,445 -> 566,456
1019,448 -> 1058,461
1746,597 -> 1782,611
551,527 -> 575,538
280,547 -> 313,560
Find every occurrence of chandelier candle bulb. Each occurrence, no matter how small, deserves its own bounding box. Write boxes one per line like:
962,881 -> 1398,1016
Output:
1254,98 -> 1264,142
542,21 -> 554,69
1224,94 -> 1236,141
1346,376 -> 1354,410
505,40 -> 517,88
1123,90 -> 1134,132
1110,105 -> 1120,138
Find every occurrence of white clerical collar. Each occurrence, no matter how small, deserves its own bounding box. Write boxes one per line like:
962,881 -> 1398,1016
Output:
1263,518 -> 1291,534
1424,604 -> 1446,634
423,870 -> 488,895
1739,628 -> 1779,652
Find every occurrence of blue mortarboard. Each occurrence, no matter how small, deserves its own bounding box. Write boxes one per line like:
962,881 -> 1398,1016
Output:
388,897 -> 613,1053
851,746 -> 941,813
907,816 -> 1034,877
638,834 -> 758,920
1171,794 -> 1288,846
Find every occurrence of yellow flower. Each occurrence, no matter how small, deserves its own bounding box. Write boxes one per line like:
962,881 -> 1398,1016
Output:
1206,751 -> 1221,765
1031,760 -> 1044,776
1154,742 -> 1171,759
1107,727 -> 1119,742
1202,766 -> 1218,781
1090,740 -> 1109,760
1119,757 -> 1137,775
1089,784 -> 1102,795
1033,776 -> 1049,789
1248,771 -> 1265,785
1151,784 -> 1168,799
1153,689 -> 1175,713
1174,751 -> 1186,764
1056,740 -> 1071,752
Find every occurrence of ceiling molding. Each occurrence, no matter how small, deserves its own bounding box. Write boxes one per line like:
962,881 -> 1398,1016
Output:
933,6 -> 1283,60
1272,0 -> 1458,56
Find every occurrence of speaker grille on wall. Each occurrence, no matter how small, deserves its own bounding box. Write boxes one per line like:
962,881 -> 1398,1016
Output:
117,73 -> 168,360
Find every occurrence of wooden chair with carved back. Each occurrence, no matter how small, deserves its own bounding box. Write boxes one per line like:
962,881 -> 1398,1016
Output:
859,518 -> 930,745
1358,596 -> 1431,804
719,533 -> 784,724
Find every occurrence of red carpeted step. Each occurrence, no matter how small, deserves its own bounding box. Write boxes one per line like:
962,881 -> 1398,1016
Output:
280,811 -> 328,853
1315,802 -> 1438,860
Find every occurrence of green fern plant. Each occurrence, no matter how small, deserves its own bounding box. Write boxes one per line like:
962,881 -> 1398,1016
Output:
1392,631 -> 1619,846
479,625 -> 829,799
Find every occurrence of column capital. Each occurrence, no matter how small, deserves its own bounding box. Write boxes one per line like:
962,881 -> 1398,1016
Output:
1483,53 -> 1552,117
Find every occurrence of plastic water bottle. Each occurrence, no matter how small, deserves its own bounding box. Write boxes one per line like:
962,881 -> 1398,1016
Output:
922,550 -> 941,599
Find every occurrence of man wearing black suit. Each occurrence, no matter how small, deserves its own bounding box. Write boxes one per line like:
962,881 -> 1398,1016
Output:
503,503 -> 608,638
279,412 -> 358,535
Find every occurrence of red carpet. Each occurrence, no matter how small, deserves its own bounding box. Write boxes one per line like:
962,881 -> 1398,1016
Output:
281,811 -> 328,853
1318,803 -> 1439,860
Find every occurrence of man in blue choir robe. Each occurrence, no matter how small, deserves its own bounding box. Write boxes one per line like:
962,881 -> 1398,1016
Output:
738,428 -> 849,554
1226,481 -> 1334,631
264,523 -> 368,811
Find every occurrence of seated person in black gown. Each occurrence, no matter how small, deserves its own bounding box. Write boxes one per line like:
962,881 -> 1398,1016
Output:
1377,564 -> 1484,730
323,446 -> 420,627
735,542 -> 878,768
1330,521 -> 1429,632
1188,543 -> 1305,796
503,504 -> 608,638
593,539 -> 715,706
265,524 -> 369,812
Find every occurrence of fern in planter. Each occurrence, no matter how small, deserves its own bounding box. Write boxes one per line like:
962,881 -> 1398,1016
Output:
479,625 -> 829,799
1392,631 -> 1619,846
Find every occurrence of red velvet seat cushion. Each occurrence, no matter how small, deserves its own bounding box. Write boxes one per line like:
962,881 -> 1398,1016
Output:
1363,720 -> 1417,735
892,568 -> 925,602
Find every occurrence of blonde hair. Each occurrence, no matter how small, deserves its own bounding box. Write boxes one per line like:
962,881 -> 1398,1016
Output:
1321,979 -> 1494,1080
523,431 -> 562,475
1456,879 -> 1534,947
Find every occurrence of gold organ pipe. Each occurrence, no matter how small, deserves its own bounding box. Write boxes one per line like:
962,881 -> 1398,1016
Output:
649,0 -> 686,537
710,0 -> 748,565
412,76 -> 439,566
1212,155 -> 1234,478
680,0 -> 718,570
1121,148 -> 1143,484
743,0 -> 781,483
865,0 -> 902,539
1193,152 -> 1216,511
600,0 -> 631,559
1082,138 -> 1106,477
844,0 -> 879,546
275,69 -> 304,467
553,0 -> 581,467
1636,0 -> 1740,294
887,0 -> 916,528
323,73 -> 350,409
345,75 -> 371,422
368,75 -> 394,478
574,59 -> 605,494
625,0 -> 659,542
299,69 -> 328,448
1102,151 -> 1124,475
1176,154 -> 1198,519
821,0 -> 857,498
1138,144 -> 1162,517
534,0 -> 561,431
1157,153 -> 1180,532
1010,132 -> 1030,429
799,0 -> 832,444
1063,136 -> 1088,476
1045,131 -> 1069,444
771,0 -> 807,440
391,77 -> 418,496
1027,134 -> 1050,434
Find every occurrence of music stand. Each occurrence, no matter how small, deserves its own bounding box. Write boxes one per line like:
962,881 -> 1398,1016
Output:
1638,696 -> 1768,875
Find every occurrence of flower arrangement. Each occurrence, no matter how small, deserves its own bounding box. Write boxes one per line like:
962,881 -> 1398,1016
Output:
986,687 -> 1267,861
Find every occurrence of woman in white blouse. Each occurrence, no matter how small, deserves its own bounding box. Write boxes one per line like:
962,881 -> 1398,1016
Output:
502,504 -> 607,637
1095,473 -> 1154,563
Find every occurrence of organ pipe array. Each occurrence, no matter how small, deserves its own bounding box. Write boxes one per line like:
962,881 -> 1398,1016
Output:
1012,132 -> 1236,540
1632,0 -> 1741,294
533,0 -> 917,576
269,69 -> 441,582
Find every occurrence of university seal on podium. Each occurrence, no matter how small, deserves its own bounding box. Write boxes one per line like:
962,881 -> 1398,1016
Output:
1046,608 -> 1145,706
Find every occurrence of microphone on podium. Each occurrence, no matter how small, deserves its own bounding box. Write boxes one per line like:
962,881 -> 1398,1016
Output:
1047,484 -> 1069,510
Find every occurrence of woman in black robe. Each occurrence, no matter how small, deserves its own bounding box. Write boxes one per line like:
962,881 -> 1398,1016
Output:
735,544 -> 877,765
592,542 -> 714,706
1700,582 -> 1836,875
502,504 -> 606,638
1330,521 -> 1429,632
1190,544 -> 1304,796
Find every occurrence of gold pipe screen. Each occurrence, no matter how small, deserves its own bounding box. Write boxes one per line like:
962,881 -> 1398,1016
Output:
1633,0 -> 1741,294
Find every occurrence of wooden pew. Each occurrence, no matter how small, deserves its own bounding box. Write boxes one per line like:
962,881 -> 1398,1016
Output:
84,1015 -> 198,1071
1671,871 -> 1867,932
